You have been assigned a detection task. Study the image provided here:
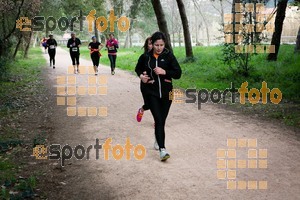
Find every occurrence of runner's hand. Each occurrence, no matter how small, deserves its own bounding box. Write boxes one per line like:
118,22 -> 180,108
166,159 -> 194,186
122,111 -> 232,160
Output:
154,67 -> 166,75
140,74 -> 150,83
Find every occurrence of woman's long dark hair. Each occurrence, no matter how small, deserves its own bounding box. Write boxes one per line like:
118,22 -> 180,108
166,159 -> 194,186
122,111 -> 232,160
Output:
142,37 -> 152,53
151,32 -> 166,44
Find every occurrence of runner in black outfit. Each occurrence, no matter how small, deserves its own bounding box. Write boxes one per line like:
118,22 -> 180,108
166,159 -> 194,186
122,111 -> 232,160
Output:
67,33 -> 81,74
46,34 -> 57,69
135,32 -> 182,161
88,36 -> 103,75
136,37 -> 152,122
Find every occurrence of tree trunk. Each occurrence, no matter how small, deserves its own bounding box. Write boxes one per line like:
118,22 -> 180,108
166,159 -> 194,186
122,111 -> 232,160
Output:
150,0 -> 173,52
193,0 -> 210,46
129,31 -> 132,48
176,0 -> 194,59
179,27 -> 182,47
124,31 -> 130,48
32,32 -> 38,47
267,0 -> 288,61
195,5 -> 199,45
171,2 -> 176,47
220,0 -> 224,25
13,34 -> 23,59
231,0 -> 241,45
94,20 -> 99,41
294,26 -> 300,53
24,31 -> 33,58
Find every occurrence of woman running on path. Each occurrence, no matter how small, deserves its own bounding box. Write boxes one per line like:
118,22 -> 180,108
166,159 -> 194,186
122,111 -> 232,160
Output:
67,33 -> 81,74
106,33 -> 119,75
88,36 -> 103,75
46,34 -> 57,69
135,32 -> 182,161
136,37 -> 152,122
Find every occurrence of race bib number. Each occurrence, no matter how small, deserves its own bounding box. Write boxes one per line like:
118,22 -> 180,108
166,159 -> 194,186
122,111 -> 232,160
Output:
108,46 -> 115,50
49,45 -> 55,49
72,47 -> 78,52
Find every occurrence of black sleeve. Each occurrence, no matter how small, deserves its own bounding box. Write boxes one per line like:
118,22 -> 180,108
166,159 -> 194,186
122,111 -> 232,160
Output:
78,38 -> 81,45
54,40 -> 57,46
165,53 -> 182,79
67,39 -> 71,48
135,54 -> 146,77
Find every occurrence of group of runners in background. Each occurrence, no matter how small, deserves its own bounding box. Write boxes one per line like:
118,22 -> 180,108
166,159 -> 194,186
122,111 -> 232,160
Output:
42,31 -> 182,161
41,33 -> 118,75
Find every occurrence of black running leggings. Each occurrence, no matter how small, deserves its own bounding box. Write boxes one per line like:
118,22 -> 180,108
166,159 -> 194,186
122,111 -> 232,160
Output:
141,91 -> 150,111
48,50 -> 56,65
91,53 -> 100,67
70,52 -> 80,65
148,95 -> 172,149
108,54 -> 117,71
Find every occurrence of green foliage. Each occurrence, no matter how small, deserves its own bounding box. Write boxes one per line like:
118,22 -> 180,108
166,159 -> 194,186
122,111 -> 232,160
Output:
222,44 -> 253,77
77,45 -> 300,101
0,47 -> 44,199
0,57 -> 10,81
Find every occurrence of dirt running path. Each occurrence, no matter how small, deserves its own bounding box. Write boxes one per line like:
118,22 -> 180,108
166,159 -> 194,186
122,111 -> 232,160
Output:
41,47 -> 300,200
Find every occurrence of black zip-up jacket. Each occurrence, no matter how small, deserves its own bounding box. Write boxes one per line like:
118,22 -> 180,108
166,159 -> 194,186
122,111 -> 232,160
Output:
135,48 -> 182,99
67,38 -> 81,54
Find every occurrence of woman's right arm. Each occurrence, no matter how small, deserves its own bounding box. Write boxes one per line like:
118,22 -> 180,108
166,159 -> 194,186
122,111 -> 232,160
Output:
135,54 -> 145,77
135,54 -> 150,83
67,40 -> 71,48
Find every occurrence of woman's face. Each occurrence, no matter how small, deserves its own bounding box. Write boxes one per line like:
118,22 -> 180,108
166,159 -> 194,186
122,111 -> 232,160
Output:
153,39 -> 165,54
147,40 -> 152,51
92,38 -> 96,42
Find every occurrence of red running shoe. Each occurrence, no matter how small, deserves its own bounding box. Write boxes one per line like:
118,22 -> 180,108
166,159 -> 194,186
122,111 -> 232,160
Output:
136,108 -> 144,122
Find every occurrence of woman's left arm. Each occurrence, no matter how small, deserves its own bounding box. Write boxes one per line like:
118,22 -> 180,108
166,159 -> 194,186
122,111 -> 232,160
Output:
165,53 -> 182,79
